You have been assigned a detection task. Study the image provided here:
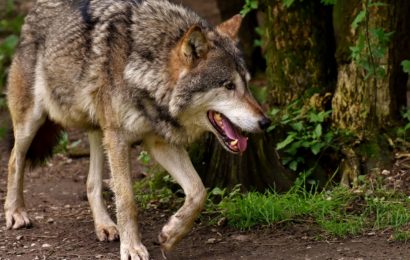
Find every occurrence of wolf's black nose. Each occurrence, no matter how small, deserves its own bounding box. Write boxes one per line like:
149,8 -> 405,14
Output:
258,117 -> 272,131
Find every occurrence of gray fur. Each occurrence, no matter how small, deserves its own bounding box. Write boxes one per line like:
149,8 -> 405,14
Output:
16,0 -> 248,145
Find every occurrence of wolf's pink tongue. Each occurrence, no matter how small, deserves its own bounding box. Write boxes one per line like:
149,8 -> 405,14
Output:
221,117 -> 248,152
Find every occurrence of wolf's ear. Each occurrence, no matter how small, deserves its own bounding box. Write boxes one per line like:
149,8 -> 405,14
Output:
216,14 -> 243,41
179,26 -> 209,66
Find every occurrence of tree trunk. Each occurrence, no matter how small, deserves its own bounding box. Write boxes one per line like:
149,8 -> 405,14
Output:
331,0 -> 410,184
263,0 -> 337,106
191,134 -> 294,192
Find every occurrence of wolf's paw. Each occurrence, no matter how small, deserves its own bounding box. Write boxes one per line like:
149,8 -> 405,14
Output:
120,242 -> 149,260
158,216 -> 192,251
95,223 -> 119,242
5,208 -> 32,230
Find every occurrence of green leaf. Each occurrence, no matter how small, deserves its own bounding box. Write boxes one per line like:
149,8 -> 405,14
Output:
352,10 -> 366,30
267,125 -> 276,132
282,0 -> 296,8
324,132 -> 334,143
289,160 -> 298,171
368,2 -> 388,7
241,0 -> 259,16
291,122 -> 304,132
253,39 -> 262,47
311,142 -> 325,155
270,107 -> 280,117
320,0 -> 336,5
287,141 -> 302,156
402,109 -> 410,121
282,156 -> 293,165
255,27 -> 263,36
138,151 -> 151,165
370,28 -> 394,45
301,140 -> 312,148
276,134 -> 295,150
314,124 -> 322,138
308,111 -> 330,123
210,187 -> 225,196
401,60 -> 410,74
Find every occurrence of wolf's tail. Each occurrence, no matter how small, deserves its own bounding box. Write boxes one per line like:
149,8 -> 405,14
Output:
7,117 -> 63,168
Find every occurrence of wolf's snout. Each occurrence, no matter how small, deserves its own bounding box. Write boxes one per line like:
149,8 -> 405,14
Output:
258,117 -> 272,131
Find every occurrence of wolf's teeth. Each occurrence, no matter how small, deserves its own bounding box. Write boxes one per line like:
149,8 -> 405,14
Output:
214,113 -> 222,122
230,140 -> 238,146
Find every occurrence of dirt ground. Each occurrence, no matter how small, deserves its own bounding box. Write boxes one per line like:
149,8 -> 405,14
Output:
0,109 -> 409,260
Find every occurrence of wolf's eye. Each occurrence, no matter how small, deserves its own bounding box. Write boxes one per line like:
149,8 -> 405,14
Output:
224,82 -> 236,90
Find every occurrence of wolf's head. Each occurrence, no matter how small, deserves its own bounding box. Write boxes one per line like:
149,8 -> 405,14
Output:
169,15 -> 271,154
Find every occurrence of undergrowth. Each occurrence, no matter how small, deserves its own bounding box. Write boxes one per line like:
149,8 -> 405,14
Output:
133,155 -> 410,241
218,183 -> 410,239
133,151 -> 184,210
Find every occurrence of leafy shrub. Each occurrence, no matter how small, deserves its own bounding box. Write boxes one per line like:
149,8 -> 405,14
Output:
268,95 -> 344,172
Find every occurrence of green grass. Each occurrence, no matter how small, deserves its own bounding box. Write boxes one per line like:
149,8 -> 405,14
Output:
393,230 -> 410,242
132,156 -> 410,241
219,186 -> 410,238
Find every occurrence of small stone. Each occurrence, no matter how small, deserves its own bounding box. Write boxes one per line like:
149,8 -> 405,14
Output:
16,235 -> 23,241
34,215 -> 44,220
206,238 -> 217,244
30,243 -> 36,247
47,218 -> 54,224
231,234 -> 251,242
217,217 -> 227,226
64,204 -> 71,209
42,243 -> 51,248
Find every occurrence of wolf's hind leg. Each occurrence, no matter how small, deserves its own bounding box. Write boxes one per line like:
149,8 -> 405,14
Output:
5,57 -> 46,229
5,115 -> 46,229
146,137 -> 207,251
87,130 -> 119,242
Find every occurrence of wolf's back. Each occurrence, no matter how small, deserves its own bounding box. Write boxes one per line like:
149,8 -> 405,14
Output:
21,0 -> 206,64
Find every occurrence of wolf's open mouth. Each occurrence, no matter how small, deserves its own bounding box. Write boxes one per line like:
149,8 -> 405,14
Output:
207,111 -> 248,153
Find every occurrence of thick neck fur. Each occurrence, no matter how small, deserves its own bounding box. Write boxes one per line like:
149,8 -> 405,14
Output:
122,0 -> 211,145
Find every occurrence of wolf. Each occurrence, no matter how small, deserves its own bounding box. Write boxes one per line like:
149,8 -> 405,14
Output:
5,0 -> 271,259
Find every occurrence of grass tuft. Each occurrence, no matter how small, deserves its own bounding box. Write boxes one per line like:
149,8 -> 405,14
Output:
218,186 -> 410,238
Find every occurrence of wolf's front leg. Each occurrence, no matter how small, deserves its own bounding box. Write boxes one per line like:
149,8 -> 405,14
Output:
104,130 -> 149,260
87,130 -> 119,242
146,137 -> 207,251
